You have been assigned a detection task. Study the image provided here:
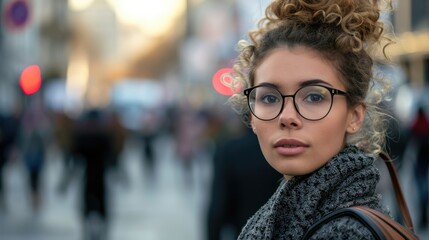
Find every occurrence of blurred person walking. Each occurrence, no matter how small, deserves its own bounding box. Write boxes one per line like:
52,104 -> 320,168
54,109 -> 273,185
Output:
206,126 -> 281,240
71,109 -> 113,240
139,108 -> 162,186
377,100 -> 412,223
106,109 -> 128,187
53,111 -> 76,193
410,104 -> 429,230
172,103 -> 208,186
22,131 -> 46,210
383,101 -> 411,169
0,111 -> 20,211
19,95 -> 50,211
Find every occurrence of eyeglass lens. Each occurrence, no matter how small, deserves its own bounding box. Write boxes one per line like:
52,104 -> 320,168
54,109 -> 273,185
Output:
248,85 -> 334,120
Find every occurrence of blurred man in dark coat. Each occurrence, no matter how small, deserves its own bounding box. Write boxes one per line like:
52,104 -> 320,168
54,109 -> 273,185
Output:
0,111 -> 20,210
410,105 -> 429,230
206,126 -> 281,240
71,109 -> 113,240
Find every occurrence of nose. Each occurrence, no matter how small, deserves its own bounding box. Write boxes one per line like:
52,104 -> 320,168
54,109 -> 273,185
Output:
278,97 -> 302,128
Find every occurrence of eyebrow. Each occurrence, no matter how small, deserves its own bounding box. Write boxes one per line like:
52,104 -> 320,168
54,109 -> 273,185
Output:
256,79 -> 333,89
299,79 -> 333,87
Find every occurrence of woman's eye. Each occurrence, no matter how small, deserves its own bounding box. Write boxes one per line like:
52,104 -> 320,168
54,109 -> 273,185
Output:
304,93 -> 324,103
261,94 -> 280,104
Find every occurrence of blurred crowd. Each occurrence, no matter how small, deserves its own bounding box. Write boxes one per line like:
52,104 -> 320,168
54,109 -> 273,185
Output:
0,82 -> 428,240
0,86 -> 274,239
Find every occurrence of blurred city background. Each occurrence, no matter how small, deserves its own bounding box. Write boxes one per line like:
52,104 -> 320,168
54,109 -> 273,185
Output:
0,0 -> 428,239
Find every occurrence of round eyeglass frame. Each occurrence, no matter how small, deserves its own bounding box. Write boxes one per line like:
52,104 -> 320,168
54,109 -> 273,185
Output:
243,84 -> 348,121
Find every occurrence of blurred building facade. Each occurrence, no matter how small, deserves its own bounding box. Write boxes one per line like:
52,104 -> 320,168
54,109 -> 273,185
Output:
2,0 -> 427,115
0,0 -> 186,115
0,0 -> 272,118
0,0 -> 70,114
382,0 -> 429,126
392,0 -> 429,87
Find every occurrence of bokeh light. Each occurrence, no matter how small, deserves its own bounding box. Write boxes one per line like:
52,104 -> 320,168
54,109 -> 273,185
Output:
19,65 -> 42,95
107,0 -> 186,37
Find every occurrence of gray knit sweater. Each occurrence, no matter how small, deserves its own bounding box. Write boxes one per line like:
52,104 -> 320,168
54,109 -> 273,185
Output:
237,145 -> 390,239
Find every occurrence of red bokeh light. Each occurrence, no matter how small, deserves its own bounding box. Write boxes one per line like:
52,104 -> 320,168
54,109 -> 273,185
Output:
20,65 -> 42,95
212,68 -> 243,96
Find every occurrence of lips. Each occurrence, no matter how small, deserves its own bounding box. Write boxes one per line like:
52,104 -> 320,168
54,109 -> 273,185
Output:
274,139 -> 308,156
274,139 -> 308,147
278,144 -> 303,147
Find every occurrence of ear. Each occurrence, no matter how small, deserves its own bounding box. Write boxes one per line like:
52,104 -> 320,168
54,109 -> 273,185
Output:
252,127 -> 257,134
346,103 -> 365,134
250,119 -> 257,134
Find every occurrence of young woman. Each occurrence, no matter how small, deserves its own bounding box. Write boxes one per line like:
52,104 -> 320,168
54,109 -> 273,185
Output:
228,0 -> 395,238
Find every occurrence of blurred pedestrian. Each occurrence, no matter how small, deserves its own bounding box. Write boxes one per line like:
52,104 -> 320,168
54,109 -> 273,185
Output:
53,111 -> 76,193
377,100 -> 411,223
0,111 -> 20,211
22,131 -> 46,210
410,104 -> 429,230
384,102 -> 410,169
206,126 -> 281,240
71,109 -> 113,240
139,108 -> 161,185
172,103 -> 207,186
106,109 -> 128,187
19,94 -> 50,211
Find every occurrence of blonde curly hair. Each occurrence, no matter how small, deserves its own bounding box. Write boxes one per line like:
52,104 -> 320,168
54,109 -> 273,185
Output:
228,0 -> 394,154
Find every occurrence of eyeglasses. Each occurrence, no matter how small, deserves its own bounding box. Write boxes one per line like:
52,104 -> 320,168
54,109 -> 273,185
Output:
243,84 -> 348,121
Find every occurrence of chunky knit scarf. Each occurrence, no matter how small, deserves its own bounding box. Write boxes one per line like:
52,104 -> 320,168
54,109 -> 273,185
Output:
237,145 -> 388,239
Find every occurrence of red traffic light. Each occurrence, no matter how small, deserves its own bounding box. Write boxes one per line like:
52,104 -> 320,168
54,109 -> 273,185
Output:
20,65 -> 42,95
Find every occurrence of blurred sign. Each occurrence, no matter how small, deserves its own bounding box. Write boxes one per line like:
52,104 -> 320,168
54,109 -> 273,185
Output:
3,0 -> 30,31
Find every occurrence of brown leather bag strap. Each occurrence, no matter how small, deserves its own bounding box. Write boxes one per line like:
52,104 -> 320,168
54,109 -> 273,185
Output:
302,207 -> 387,240
378,151 -> 415,232
355,206 -> 418,239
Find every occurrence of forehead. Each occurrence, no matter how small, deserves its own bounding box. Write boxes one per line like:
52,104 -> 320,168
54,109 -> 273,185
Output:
254,46 -> 344,90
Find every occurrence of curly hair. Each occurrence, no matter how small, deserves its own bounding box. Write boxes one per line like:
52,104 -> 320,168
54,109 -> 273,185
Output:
228,0 -> 394,154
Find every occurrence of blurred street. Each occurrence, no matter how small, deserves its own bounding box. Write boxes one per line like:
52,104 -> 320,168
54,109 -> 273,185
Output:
0,130 -> 428,240
0,133 -> 213,240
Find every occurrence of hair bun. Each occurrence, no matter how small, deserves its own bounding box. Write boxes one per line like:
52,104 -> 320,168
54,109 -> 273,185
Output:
264,0 -> 388,52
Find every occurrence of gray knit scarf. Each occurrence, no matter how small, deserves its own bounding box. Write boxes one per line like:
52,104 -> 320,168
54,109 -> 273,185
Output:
237,145 -> 387,239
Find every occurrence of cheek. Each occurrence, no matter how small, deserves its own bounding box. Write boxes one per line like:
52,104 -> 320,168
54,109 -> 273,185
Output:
259,126 -> 282,165
315,115 -> 349,146
252,122 -> 272,150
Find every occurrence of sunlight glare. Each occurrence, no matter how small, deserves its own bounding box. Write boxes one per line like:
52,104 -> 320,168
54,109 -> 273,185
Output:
107,0 -> 186,36
67,48 -> 89,99
68,0 -> 95,11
